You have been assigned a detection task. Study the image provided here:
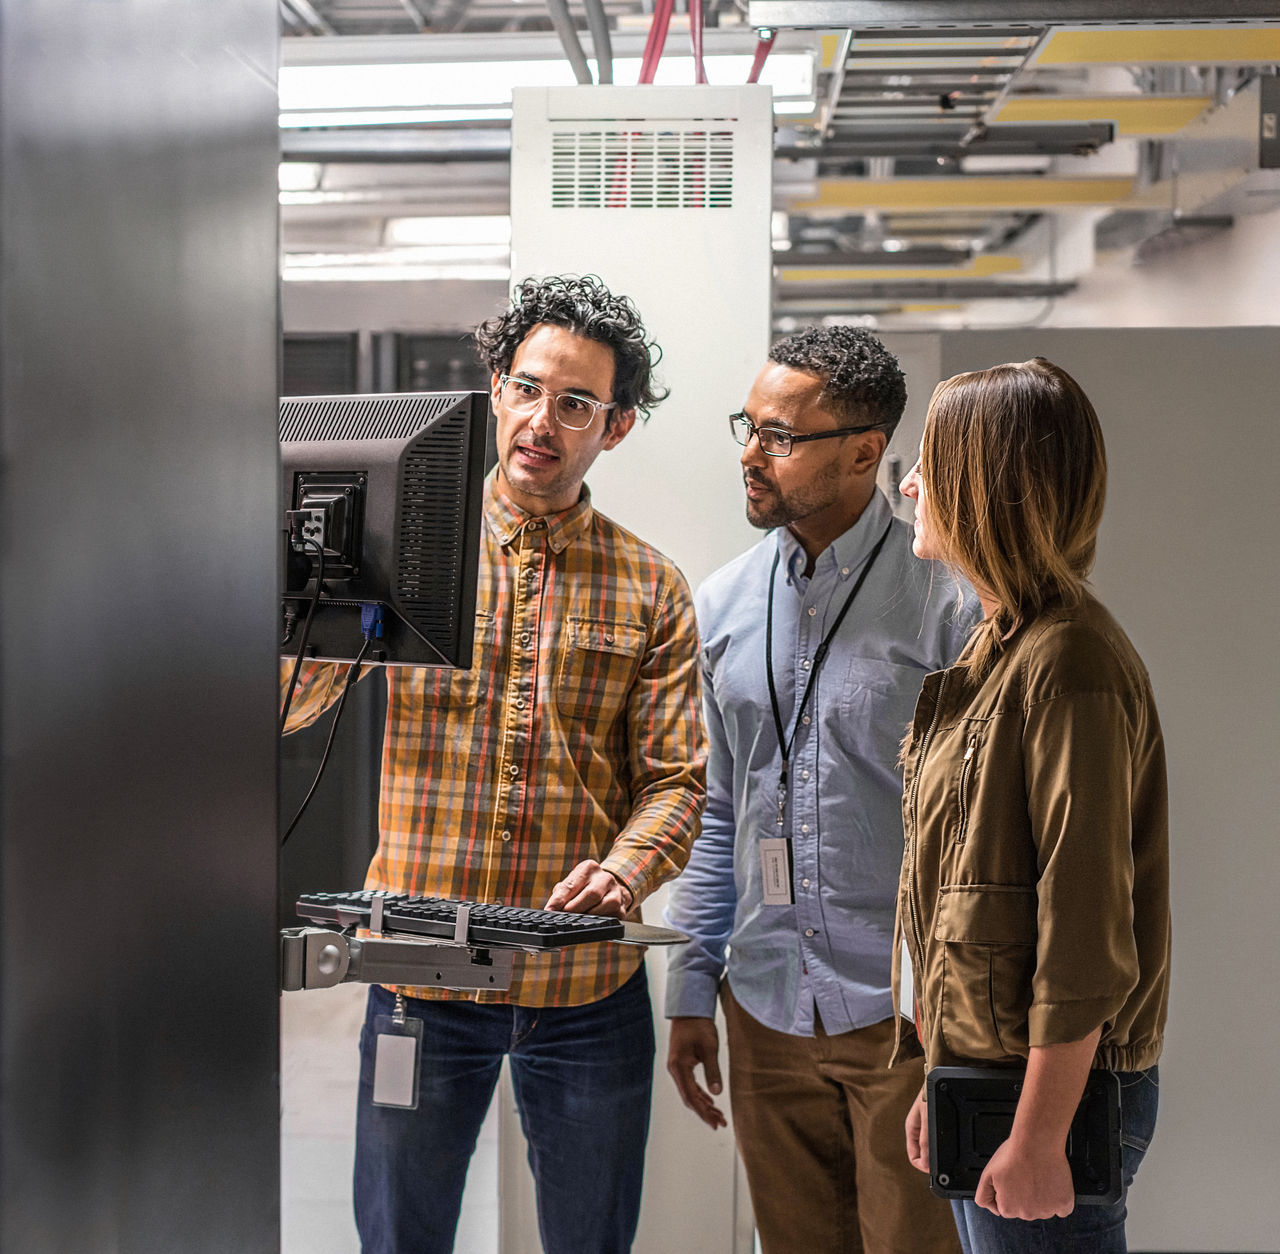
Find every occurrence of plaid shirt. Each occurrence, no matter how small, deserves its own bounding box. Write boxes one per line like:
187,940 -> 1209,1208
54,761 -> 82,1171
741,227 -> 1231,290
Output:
286,474 -> 706,1006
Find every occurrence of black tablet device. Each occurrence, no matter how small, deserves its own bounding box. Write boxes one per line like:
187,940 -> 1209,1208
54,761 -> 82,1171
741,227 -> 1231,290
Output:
927,1066 -> 1122,1206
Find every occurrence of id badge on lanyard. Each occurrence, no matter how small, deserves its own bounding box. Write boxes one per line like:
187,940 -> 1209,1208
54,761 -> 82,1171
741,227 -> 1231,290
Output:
760,777 -> 795,905
761,523 -> 892,911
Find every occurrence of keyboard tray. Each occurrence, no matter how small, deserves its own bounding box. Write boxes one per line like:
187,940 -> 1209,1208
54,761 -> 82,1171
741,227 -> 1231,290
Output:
296,890 -> 626,950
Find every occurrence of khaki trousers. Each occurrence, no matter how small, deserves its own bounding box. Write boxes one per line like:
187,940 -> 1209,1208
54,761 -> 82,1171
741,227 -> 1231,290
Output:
723,983 -> 961,1254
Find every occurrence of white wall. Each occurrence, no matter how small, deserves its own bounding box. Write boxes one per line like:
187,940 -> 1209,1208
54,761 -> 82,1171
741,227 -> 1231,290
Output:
1045,206 -> 1280,328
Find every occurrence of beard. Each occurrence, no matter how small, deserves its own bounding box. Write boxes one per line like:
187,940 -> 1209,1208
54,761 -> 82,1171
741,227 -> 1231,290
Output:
744,459 -> 843,531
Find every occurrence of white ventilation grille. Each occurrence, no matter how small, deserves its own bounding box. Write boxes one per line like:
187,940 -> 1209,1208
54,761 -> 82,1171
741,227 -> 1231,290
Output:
550,128 -> 735,209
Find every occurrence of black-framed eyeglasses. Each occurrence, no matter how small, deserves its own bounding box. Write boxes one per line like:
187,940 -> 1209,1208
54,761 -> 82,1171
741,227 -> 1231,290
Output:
497,374 -> 618,431
729,412 -> 883,458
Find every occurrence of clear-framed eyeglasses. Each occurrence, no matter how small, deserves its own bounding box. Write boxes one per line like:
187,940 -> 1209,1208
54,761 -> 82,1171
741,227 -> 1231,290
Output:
729,412 -> 883,457
497,374 -> 618,431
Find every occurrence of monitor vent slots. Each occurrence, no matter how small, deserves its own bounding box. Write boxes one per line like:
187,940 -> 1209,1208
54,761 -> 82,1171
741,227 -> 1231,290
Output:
281,392 -> 466,443
550,127 -> 736,210
396,412 -> 470,639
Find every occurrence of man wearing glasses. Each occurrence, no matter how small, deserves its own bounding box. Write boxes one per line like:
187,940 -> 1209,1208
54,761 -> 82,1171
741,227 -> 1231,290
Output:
664,327 -> 976,1254
285,275 -> 705,1254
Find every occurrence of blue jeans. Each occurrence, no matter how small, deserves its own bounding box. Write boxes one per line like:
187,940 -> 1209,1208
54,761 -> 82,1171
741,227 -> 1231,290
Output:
951,1067 -> 1159,1254
353,967 -> 655,1254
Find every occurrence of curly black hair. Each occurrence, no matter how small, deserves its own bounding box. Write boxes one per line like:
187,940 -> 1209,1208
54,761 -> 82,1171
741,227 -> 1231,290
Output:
473,274 -> 668,423
768,325 -> 907,439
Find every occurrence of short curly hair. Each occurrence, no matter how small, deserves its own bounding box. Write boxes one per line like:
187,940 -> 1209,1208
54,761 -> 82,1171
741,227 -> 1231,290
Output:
474,274 -> 668,422
768,326 -> 907,439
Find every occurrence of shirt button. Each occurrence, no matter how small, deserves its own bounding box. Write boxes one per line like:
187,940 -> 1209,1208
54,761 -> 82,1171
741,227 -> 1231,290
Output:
841,566 -> 850,576
802,715 -> 811,725
509,765 -> 519,777
520,632 -> 531,645
501,830 -> 512,842
801,878 -> 811,888
604,632 -> 615,643
801,769 -> 810,780
801,824 -> 809,833
807,606 -> 817,617
515,697 -> 526,709
802,659 -> 812,670
804,928 -> 815,937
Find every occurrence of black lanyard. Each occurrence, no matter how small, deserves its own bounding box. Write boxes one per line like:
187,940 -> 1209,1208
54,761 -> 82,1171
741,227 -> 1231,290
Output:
764,519 -> 893,829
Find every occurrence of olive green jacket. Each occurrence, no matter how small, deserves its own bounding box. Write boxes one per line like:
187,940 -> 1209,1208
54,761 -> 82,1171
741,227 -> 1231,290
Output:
894,593 -> 1170,1073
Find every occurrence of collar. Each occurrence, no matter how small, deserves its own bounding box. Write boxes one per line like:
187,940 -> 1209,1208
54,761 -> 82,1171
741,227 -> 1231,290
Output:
776,489 -> 893,586
483,471 -> 594,554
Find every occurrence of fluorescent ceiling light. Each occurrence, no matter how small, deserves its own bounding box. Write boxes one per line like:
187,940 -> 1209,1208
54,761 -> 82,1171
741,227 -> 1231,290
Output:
278,162 -> 323,190
288,245 -> 510,266
280,107 -> 514,128
383,215 -> 511,246
283,258 -> 511,283
279,54 -> 814,118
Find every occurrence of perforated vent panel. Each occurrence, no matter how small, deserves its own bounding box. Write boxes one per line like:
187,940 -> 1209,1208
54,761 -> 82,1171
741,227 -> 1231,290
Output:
279,392 -> 464,443
551,128 -> 735,209
396,418 -> 471,639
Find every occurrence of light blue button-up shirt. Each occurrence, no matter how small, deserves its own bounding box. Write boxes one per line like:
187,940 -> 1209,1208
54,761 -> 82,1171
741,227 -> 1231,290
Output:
665,491 -> 979,1035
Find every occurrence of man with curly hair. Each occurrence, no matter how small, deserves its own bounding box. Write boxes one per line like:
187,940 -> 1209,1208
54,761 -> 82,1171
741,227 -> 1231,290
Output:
664,327 -> 976,1253
285,275 -> 705,1254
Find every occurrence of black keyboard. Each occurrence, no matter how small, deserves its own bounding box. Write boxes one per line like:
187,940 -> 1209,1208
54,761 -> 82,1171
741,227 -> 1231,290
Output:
296,890 -> 626,950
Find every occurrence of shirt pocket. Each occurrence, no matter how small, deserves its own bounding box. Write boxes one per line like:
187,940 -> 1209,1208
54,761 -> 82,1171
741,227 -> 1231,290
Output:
833,659 -> 925,766
935,883 -> 1037,1060
555,617 -> 646,724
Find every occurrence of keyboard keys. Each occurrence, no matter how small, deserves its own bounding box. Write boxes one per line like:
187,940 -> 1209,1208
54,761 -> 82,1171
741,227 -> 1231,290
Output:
295,891 -> 625,950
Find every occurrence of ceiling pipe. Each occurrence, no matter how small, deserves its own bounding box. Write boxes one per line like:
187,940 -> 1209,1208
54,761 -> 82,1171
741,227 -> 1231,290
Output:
545,0 -> 595,83
397,0 -> 430,31
583,0 -> 615,83
282,0 -> 335,35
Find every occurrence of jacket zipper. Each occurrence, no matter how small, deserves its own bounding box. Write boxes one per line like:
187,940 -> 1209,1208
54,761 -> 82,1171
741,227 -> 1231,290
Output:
956,738 -> 977,844
905,671 -> 947,1038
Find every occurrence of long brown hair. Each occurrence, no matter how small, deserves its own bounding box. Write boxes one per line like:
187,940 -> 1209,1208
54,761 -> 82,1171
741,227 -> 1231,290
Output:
922,357 -> 1107,676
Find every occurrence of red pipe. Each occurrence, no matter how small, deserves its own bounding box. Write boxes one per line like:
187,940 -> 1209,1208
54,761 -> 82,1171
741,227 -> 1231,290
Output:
746,29 -> 777,85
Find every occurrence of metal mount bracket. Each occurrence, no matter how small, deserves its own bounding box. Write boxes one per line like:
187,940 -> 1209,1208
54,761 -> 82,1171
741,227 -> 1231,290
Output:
280,927 -> 515,993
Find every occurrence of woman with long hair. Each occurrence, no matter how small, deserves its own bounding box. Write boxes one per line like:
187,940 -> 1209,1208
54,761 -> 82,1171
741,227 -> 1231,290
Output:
896,357 -> 1170,1253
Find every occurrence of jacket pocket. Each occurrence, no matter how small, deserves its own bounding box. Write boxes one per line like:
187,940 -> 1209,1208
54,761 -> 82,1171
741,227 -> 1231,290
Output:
936,884 -> 1037,1059
555,618 -> 645,723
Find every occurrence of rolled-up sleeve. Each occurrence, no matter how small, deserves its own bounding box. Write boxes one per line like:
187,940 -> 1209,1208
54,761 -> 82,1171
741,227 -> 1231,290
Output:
1022,640 -> 1142,1047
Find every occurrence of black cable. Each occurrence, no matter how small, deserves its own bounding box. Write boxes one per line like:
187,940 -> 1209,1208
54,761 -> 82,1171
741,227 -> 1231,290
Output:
280,636 -> 372,848
279,536 -> 325,734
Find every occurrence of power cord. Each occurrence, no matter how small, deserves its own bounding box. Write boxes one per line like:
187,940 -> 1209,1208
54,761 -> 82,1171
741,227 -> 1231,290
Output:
280,626 -> 376,848
279,526 -> 326,734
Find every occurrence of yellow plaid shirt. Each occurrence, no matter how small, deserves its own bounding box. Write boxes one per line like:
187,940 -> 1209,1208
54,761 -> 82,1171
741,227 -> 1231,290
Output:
286,474 -> 706,1005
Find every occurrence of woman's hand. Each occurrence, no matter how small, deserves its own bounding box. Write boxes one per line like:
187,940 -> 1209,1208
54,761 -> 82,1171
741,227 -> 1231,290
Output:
973,1026 -> 1104,1219
905,1086 -> 930,1172
974,1135 -> 1075,1219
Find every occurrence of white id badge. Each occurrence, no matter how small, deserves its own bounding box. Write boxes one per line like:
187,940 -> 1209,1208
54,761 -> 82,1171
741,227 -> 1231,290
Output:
372,1013 -> 423,1109
898,942 -> 915,1025
759,837 -> 794,906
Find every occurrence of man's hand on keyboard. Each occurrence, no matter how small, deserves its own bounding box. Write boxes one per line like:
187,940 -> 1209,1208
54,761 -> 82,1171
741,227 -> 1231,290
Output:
545,860 -> 634,917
